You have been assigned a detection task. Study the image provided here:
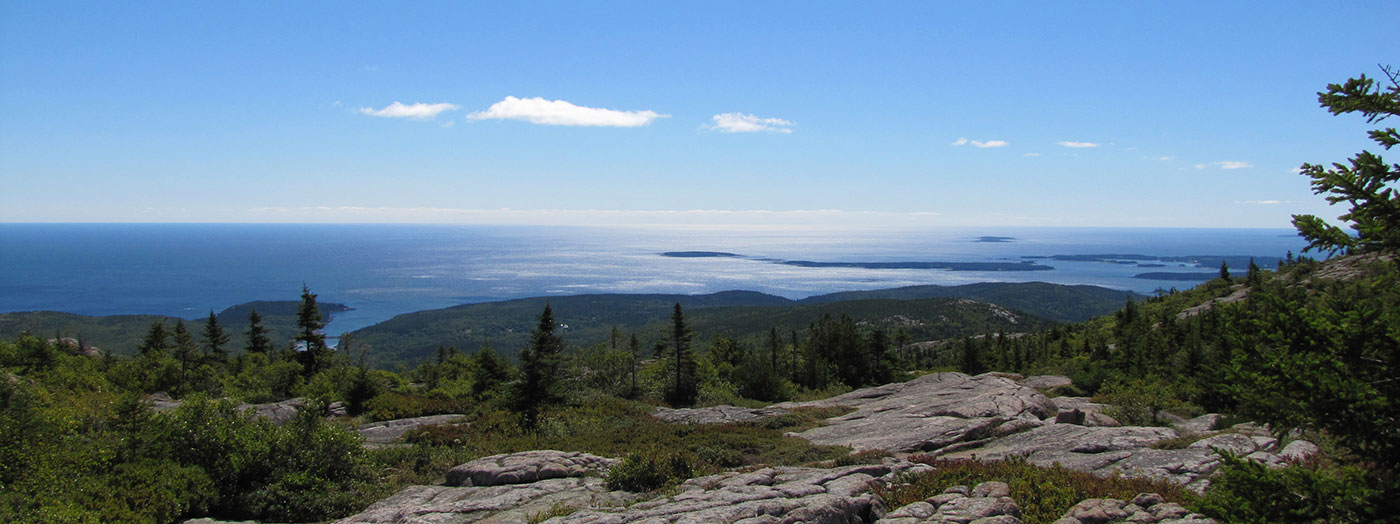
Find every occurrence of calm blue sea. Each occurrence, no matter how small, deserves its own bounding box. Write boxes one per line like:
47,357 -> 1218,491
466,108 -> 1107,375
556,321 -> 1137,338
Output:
0,224 -> 1309,334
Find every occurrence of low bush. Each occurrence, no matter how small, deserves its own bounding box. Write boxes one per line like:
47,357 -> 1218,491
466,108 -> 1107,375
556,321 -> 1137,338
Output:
880,456 -> 1188,524
1191,453 -> 1380,523
606,449 -> 695,492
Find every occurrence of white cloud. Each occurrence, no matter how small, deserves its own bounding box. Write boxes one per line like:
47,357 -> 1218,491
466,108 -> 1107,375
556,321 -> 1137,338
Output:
1237,200 -> 1294,205
1195,161 -> 1254,170
441,120 -> 455,128
1023,153 -> 1041,157
1057,140 -> 1099,148
706,113 -> 794,133
1157,156 -> 1173,161
951,137 -> 1009,148
360,101 -> 460,119
467,96 -> 666,127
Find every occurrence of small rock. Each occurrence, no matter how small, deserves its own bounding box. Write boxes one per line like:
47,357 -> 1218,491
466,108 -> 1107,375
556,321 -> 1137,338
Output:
937,496 -> 1021,523
1189,433 -> 1258,455
927,492 -> 966,507
885,501 -> 936,519
1020,375 -> 1073,391
972,481 -> 1011,498
1174,414 -> 1221,435
944,485 -> 972,496
1064,498 -> 1130,524
1279,439 -> 1320,461
1151,502 -> 1191,519
1130,492 -> 1165,508
971,516 -> 1024,524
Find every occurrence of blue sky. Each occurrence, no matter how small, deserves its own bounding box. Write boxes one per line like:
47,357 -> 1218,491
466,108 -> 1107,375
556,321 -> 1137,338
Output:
1,1 -> 1395,228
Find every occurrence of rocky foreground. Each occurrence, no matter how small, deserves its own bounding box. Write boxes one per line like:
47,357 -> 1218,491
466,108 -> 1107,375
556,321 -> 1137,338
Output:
315,372 -> 1308,524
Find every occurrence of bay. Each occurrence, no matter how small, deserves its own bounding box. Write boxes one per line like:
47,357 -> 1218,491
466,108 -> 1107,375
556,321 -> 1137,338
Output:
0,223 -> 1309,335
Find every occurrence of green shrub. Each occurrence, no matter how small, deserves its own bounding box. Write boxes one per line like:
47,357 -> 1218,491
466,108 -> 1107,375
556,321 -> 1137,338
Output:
881,456 -> 1188,524
606,449 -> 695,492
1192,453 -> 1378,523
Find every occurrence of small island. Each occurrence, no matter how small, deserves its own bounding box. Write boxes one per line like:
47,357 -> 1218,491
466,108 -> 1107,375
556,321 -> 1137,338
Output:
974,236 -> 1016,243
1133,272 -> 1218,281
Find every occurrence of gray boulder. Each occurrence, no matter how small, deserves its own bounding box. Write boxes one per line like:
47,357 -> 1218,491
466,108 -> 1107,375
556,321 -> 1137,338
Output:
1279,439 -> 1320,461
355,414 -> 468,445
446,450 -> 619,487
777,372 -> 1058,453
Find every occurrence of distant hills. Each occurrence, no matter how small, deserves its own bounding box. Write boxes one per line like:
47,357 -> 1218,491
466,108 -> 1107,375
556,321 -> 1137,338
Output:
346,282 -> 1138,368
0,282 -> 1138,368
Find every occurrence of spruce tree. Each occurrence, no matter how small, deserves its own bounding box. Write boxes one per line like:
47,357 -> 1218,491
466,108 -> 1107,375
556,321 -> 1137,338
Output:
666,303 -> 698,407
245,309 -> 271,354
627,333 -> 642,399
202,310 -> 229,362
296,284 -> 329,376
171,320 -> 196,392
138,321 -> 170,358
515,304 -> 563,428
1292,65 -> 1400,255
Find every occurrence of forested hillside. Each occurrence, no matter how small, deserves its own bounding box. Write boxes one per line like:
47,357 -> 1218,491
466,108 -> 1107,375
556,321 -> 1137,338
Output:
347,282 -> 1127,368
0,300 -> 350,356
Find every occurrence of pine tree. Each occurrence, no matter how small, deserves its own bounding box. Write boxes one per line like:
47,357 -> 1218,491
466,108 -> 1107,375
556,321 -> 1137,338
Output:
515,304 -> 563,428
245,309 -> 271,354
1219,261 -> 1231,281
666,303 -> 698,407
138,321 -> 170,358
202,310 -> 229,362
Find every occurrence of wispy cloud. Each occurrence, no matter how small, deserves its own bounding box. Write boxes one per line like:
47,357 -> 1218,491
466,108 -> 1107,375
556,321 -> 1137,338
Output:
1197,161 -> 1253,170
706,113 -> 794,133
1023,153 -> 1041,157
245,206 -> 944,228
467,96 -> 666,127
1057,140 -> 1099,148
1237,200 -> 1295,205
359,101 -> 460,119
952,137 -> 1009,148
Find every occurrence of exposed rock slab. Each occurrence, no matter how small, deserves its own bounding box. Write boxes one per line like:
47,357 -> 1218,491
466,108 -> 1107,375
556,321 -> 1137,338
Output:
356,414 -> 468,445
341,458 -> 934,524
333,477 -> 631,524
147,394 -> 313,425
556,460 -> 932,524
652,405 -> 790,425
776,372 -> 1058,453
446,450 -> 619,487
1019,375 -> 1073,392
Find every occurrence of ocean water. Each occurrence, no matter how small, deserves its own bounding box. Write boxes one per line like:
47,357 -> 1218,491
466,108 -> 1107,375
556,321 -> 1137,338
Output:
0,224 -> 1309,334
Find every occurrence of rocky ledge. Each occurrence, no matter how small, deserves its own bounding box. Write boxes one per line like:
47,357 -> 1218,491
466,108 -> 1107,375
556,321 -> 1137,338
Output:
668,372 -> 1314,493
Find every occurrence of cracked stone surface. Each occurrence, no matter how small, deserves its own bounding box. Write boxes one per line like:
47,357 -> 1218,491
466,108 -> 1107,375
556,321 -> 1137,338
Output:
652,405 -> 791,425
333,477 -> 633,524
447,450 -> 620,487
774,372 -> 1058,453
555,460 -> 931,524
